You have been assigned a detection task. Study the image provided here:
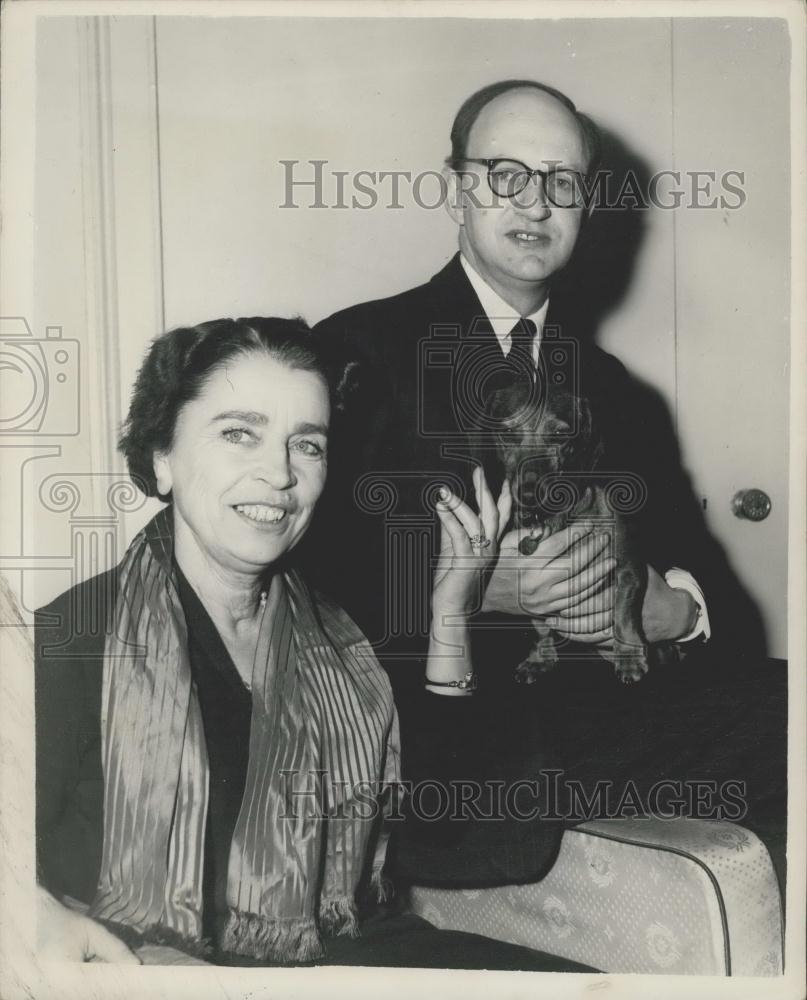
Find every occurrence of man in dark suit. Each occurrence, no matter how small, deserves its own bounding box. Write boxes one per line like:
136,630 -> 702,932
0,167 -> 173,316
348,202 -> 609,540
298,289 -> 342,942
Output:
306,80 -> 757,886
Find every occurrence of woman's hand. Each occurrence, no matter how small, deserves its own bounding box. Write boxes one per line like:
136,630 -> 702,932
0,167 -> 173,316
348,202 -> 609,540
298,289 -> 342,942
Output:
431,467 -> 512,617
37,886 -> 141,964
427,468 -> 511,694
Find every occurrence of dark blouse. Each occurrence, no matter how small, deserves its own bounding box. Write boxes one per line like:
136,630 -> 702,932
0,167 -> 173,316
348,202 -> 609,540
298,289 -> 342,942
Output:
175,568 -> 252,943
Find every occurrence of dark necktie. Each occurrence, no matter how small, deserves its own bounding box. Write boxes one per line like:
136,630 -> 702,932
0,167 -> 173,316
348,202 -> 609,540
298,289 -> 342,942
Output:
507,317 -> 537,376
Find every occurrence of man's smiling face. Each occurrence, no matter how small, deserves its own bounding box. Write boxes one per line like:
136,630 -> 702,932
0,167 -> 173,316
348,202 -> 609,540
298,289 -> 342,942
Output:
452,87 -> 591,309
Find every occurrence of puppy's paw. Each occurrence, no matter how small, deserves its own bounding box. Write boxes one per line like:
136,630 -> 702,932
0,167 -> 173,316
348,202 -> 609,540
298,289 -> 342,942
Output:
515,635 -> 559,683
514,660 -> 544,684
613,654 -> 649,684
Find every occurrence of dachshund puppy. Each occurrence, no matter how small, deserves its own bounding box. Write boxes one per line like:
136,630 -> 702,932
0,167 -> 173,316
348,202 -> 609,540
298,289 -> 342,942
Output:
487,376 -> 649,684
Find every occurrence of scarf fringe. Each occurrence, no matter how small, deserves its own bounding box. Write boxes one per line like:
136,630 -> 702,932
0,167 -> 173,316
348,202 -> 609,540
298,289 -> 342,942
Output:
221,908 -> 324,963
318,895 -> 360,938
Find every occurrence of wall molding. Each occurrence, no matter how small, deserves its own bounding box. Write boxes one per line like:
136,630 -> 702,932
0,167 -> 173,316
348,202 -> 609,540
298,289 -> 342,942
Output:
75,15 -> 165,545
77,16 -> 121,506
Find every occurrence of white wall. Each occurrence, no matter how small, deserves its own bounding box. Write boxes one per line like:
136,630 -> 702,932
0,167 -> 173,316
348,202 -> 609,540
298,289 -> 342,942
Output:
155,16 -> 678,404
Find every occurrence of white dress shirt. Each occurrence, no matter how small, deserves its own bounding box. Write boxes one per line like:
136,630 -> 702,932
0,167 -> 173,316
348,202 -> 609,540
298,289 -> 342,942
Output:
461,255 -> 549,364
460,254 -> 710,643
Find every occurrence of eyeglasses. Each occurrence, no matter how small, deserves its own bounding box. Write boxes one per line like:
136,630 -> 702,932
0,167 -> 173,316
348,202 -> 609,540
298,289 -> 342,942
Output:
458,158 -> 588,208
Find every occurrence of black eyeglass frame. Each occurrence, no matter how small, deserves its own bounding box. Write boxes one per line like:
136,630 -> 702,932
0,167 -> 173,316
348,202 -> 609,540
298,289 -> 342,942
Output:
454,157 -> 590,208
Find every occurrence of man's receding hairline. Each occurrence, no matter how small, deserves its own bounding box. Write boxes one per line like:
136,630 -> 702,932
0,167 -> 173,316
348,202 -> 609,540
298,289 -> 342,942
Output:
480,83 -> 575,110
467,84 -> 590,154
450,79 -> 599,172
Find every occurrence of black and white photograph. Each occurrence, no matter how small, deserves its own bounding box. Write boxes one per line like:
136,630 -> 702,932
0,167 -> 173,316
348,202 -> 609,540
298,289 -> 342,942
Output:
0,1 -> 804,998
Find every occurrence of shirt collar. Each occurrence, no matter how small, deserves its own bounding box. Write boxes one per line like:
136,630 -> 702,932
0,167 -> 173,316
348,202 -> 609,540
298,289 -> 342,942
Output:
460,254 -> 550,351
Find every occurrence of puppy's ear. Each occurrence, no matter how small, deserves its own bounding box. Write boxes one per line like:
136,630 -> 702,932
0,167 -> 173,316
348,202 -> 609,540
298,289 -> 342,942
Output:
564,396 -> 604,471
476,386 -> 509,490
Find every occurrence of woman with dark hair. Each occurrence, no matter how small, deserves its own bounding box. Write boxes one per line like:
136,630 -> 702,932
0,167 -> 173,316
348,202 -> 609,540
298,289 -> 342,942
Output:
36,316 -> 580,970
37,316 -> 400,963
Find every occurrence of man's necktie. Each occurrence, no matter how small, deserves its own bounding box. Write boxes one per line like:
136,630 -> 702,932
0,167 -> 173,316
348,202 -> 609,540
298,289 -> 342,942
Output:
474,318 -> 540,486
507,317 -> 537,375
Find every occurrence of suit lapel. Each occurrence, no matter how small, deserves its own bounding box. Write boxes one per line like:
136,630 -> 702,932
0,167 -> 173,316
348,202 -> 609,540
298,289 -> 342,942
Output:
423,254 -> 509,490
427,253 -> 500,350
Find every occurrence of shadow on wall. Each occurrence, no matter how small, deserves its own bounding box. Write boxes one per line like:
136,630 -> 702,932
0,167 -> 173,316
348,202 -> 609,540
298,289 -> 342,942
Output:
555,125 -> 650,338
555,125 -> 768,663
619,372 -> 768,662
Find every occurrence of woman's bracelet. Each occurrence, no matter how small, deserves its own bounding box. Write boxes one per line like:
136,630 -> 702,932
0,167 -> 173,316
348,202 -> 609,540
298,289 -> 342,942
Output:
424,670 -> 477,692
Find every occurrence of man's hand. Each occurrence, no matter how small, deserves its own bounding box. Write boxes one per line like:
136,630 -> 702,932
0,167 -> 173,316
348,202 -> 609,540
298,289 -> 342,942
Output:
37,886 -> 141,964
481,522 -> 616,636
550,571 -> 614,647
482,527 -> 697,648
641,564 -> 698,642
551,563 -> 698,648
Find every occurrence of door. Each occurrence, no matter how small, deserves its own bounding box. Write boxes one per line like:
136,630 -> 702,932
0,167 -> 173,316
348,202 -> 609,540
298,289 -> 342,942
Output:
672,19 -> 790,660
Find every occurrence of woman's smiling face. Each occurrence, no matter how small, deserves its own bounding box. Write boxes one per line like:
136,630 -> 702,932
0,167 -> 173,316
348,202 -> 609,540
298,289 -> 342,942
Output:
153,351 -> 329,576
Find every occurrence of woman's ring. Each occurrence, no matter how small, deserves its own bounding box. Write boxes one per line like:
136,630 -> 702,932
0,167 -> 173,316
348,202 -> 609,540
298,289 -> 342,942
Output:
468,533 -> 490,549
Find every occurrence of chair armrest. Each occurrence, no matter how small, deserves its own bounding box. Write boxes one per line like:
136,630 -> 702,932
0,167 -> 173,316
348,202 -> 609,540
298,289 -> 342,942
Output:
408,818 -> 783,976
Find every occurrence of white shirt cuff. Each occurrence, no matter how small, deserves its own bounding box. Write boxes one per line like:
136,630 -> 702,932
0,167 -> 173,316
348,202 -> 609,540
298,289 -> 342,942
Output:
664,568 -> 711,642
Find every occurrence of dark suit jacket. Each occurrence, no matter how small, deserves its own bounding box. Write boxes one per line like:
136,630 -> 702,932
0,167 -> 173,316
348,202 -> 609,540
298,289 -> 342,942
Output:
35,570 -> 116,903
306,252 -> 764,885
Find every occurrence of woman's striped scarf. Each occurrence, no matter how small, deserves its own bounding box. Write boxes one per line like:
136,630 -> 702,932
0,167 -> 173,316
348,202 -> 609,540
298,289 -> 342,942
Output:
88,508 -> 399,962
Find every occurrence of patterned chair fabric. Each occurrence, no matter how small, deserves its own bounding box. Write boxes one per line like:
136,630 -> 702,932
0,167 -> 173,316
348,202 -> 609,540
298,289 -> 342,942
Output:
408,818 -> 783,976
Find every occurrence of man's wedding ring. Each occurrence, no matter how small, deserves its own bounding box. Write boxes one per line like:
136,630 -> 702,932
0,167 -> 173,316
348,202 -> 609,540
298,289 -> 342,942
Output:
469,533 -> 490,549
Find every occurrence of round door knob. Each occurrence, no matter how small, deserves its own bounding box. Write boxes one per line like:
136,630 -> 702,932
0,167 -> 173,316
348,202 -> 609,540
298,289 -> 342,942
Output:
732,489 -> 771,521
